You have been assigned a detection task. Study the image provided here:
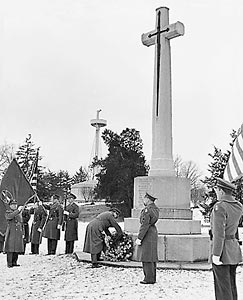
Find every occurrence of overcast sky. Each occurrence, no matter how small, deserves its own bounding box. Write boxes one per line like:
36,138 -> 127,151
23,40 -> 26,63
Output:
0,0 -> 243,176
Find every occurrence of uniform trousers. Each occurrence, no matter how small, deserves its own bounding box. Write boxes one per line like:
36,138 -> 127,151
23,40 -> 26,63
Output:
7,252 -> 19,267
31,243 -> 40,254
91,252 -> 102,264
142,262 -> 156,283
47,239 -> 58,254
65,241 -> 74,254
212,263 -> 238,300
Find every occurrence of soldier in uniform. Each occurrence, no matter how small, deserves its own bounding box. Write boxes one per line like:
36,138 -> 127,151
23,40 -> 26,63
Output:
21,207 -> 31,254
63,193 -> 79,254
83,207 -> 123,268
3,198 -> 25,267
43,194 -> 63,255
29,200 -> 47,254
135,192 -> 160,284
210,177 -> 243,300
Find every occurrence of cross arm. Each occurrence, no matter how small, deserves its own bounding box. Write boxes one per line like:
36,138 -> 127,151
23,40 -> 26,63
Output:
141,21 -> 185,47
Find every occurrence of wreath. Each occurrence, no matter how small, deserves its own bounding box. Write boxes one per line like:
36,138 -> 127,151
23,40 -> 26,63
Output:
103,232 -> 134,262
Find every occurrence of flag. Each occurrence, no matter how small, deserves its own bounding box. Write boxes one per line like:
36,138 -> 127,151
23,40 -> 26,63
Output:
224,124 -> 243,182
0,159 -> 36,236
27,149 -> 39,191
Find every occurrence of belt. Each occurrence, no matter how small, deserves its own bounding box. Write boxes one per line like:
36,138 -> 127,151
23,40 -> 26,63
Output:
209,234 -> 235,240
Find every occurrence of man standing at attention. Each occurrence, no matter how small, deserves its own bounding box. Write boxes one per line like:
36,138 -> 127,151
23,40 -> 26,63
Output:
29,199 -> 47,254
210,177 -> 243,300
135,192 -> 160,284
63,193 -> 79,254
43,194 -> 63,255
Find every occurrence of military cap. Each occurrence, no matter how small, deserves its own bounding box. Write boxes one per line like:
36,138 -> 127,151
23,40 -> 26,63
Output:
9,198 -> 18,205
110,207 -> 121,215
144,192 -> 157,201
67,193 -> 77,200
215,177 -> 236,192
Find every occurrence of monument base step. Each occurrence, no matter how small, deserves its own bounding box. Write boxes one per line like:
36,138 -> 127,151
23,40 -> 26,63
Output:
130,233 -> 210,262
124,217 -> 202,235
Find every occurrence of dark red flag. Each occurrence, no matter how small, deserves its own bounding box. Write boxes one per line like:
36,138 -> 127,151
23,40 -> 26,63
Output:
0,159 -> 36,235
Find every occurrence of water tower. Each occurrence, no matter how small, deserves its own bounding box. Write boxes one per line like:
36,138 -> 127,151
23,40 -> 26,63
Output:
90,109 -> 107,160
71,110 -> 107,202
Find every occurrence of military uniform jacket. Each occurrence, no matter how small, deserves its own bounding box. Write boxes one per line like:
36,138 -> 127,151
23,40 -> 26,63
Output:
22,208 -> 31,244
64,202 -> 79,241
83,211 -> 122,254
137,203 -> 160,262
43,203 -> 63,240
3,209 -> 24,253
30,205 -> 47,244
210,195 -> 243,264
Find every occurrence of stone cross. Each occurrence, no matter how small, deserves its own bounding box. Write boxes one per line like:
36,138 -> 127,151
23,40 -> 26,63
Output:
142,7 -> 184,176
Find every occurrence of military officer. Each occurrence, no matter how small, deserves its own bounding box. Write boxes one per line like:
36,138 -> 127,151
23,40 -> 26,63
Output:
21,207 -> 31,254
3,198 -> 25,267
63,193 -> 79,254
43,194 -> 63,255
83,207 -> 123,268
210,177 -> 243,300
135,192 -> 160,284
29,200 -> 47,254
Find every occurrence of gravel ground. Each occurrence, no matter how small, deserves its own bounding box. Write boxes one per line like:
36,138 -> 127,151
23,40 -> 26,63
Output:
1,221 -> 243,300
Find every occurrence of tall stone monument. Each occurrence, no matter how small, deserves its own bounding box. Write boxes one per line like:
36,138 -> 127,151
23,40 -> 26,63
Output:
124,7 -> 209,262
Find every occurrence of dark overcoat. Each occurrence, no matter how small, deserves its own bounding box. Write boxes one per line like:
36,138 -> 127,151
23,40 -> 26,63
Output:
137,202 -> 159,262
22,208 -> 31,244
3,209 -> 24,253
30,205 -> 47,245
209,195 -> 243,264
43,202 -> 63,240
64,202 -> 79,241
83,211 -> 122,254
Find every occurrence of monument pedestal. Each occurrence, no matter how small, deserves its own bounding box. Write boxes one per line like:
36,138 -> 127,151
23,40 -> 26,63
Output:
124,176 -> 210,262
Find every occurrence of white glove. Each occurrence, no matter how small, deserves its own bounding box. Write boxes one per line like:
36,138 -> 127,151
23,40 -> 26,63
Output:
18,206 -> 24,212
63,211 -> 69,215
212,255 -> 223,265
57,224 -> 62,230
37,228 -> 42,233
135,239 -> 142,246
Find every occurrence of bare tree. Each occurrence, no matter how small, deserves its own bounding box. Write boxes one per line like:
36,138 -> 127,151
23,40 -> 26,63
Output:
0,142 -> 15,179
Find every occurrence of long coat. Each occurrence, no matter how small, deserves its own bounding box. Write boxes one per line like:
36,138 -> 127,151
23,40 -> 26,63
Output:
137,202 -> 159,262
3,209 -> 24,253
83,211 -> 122,254
30,205 -> 47,245
64,202 -> 79,241
43,202 -> 63,240
22,208 -> 31,244
209,195 -> 243,264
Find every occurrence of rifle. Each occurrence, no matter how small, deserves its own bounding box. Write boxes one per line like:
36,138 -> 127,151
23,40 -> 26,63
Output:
62,194 -> 67,231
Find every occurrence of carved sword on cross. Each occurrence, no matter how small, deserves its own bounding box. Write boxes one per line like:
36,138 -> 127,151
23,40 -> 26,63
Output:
142,7 -> 184,117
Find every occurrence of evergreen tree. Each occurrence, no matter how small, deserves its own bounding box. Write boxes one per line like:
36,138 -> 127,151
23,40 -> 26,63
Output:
94,128 -> 149,216
72,166 -> 88,184
16,134 -> 38,175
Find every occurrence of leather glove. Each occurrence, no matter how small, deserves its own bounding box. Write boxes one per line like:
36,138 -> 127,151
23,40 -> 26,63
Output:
57,224 -> 62,230
63,211 -> 69,215
135,239 -> 142,246
212,255 -> 223,265
37,228 -> 42,233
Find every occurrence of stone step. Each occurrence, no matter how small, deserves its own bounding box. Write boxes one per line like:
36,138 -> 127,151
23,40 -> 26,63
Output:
130,233 -> 210,262
124,218 -> 201,235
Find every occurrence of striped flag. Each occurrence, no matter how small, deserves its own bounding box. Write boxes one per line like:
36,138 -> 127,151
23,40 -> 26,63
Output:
224,124 -> 243,182
27,149 -> 39,191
